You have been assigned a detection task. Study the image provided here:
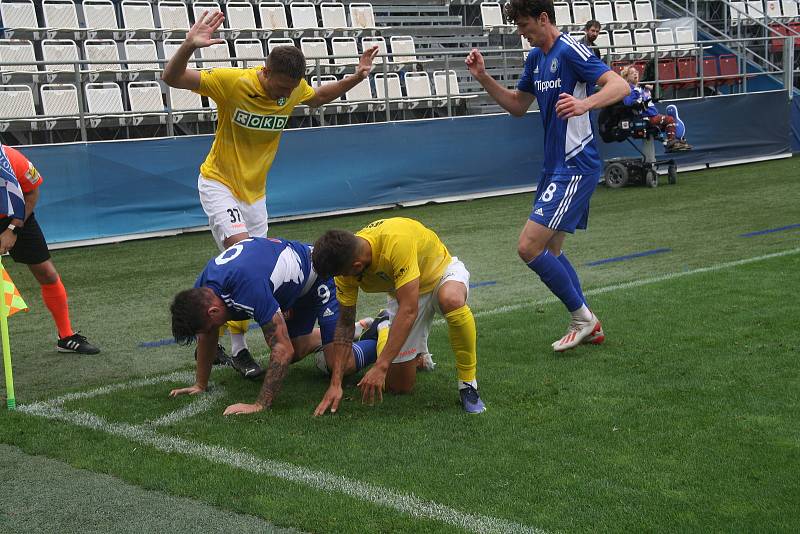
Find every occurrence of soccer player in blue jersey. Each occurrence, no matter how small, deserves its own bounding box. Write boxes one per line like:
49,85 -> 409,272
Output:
466,0 -> 630,351
168,237 -> 379,415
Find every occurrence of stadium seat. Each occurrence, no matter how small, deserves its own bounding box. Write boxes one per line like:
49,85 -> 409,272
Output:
331,37 -> 358,65
192,1 -> 223,24
42,0 -> 81,30
389,35 -> 419,64
654,27 -> 678,56
343,73 -> 372,101
300,37 -> 330,67
259,3 -> 289,30
348,3 -> 376,29
233,39 -> 265,68
554,2 -> 573,30
40,83 -> 79,116
361,36 -> 387,64
0,84 -> 36,119
85,81 -> 125,114
310,74 -> 341,101
610,60 -> 629,75
765,0 -> 783,19
595,30 -> 612,57
718,54 -> 741,86
0,0 -> 40,32
433,69 -> 466,97
127,80 -> 163,111
633,28 -> 655,58
611,29 -> 634,59
783,0 -> 799,21
404,71 -> 433,98
121,1 -> 158,32
168,85 -> 201,110
84,39 -> 122,73
124,39 -> 160,72
631,60 -> 648,78
569,31 -> 585,45
41,39 -> 80,73
374,72 -> 402,99
730,1 -> 747,25
676,56 -> 698,88
83,0 -> 120,34
593,2 -> 615,29
634,0 -> 657,22
158,1 -> 191,31
198,41 -> 232,68
674,26 -> 696,55
226,2 -> 259,32
0,39 -> 37,76
320,2 -> 347,29
614,1 -> 636,24
746,0 -> 765,22
656,58 -> 678,93
290,2 -> 319,29
480,2 -> 507,28
702,55 -> 721,88
572,2 -> 592,26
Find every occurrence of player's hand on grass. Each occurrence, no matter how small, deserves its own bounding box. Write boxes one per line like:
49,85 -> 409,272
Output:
169,384 -> 206,397
0,230 -> 16,254
465,49 -> 486,78
314,384 -> 343,416
223,402 -> 263,416
555,92 -> 589,119
357,365 -> 387,406
356,46 -> 379,79
187,10 -> 226,50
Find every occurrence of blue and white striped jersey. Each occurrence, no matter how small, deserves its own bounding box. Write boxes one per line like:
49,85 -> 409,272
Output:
517,33 -> 611,174
195,237 -> 315,326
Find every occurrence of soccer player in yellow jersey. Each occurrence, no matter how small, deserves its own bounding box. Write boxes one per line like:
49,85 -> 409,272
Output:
311,218 -> 486,415
162,10 -> 378,375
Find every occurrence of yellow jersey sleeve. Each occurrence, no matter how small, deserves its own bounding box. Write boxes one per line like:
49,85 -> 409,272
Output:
298,79 -> 316,104
386,237 -> 421,290
196,68 -> 242,104
334,275 -> 360,307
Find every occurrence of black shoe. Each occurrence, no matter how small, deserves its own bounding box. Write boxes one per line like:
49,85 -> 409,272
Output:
359,309 -> 390,342
57,332 -> 100,354
229,348 -> 265,380
194,344 -> 232,366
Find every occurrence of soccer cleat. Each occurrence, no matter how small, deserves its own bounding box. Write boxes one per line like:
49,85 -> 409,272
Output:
359,309 -> 390,342
552,314 -> 601,352
194,343 -> 232,366
56,332 -> 100,354
314,351 -> 330,376
229,348 -> 265,380
582,320 -> 605,345
459,383 -> 486,414
353,317 -> 374,340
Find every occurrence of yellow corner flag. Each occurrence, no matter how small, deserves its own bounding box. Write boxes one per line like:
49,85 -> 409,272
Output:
1,258 -> 27,410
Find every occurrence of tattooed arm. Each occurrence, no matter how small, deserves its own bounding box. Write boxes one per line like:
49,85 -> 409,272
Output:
222,311 -> 294,416
313,304 -> 356,416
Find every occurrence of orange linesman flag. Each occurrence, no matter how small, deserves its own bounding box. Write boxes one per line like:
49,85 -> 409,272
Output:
2,268 -> 27,317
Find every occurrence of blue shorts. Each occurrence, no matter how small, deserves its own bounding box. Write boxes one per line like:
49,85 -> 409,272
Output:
283,277 -> 339,344
529,172 -> 600,233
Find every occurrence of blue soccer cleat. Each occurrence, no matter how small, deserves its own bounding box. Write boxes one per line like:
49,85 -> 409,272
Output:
459,383 -> 486,414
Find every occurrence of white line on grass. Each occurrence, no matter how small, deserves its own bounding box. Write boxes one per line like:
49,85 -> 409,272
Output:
150,387 -> 226,428
19,400 -> 544,534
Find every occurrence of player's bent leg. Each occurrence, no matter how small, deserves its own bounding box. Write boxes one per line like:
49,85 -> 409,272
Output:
386,359 -> 417,394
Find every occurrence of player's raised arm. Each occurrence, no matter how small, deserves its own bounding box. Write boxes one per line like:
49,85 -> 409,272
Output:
357,278 -> 419,405
161,10 -> 225,90
304,46 -> 379,108
466,48 -> 535,117
224,311 -> 294,415
314,304 -> 357,416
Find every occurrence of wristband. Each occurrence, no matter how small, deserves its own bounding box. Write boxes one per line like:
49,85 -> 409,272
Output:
6,223 -> 21,235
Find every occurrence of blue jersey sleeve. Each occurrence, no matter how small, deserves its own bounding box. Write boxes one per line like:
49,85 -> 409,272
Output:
516,49 -> 538,94
561,38 -> 610,86
623,85 -> 640,107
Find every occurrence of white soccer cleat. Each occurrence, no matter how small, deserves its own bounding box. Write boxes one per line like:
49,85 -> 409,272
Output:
552,314 -> 602,352
582,320 -> 605,345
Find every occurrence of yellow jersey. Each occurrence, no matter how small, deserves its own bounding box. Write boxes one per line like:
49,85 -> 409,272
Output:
195,67 -> 315,204
335,218 -> 452,307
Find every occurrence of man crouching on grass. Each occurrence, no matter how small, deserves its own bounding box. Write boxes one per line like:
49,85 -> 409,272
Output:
169,237 -> 379,415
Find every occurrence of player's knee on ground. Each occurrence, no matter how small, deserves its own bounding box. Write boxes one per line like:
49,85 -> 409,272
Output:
386,359 -> 417,394
322,348 -> 357,375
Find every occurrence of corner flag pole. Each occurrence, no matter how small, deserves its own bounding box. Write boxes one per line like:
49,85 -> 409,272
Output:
0,257 -> 16,410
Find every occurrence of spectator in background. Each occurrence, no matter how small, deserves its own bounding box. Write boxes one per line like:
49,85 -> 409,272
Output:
580,20 -> 603,59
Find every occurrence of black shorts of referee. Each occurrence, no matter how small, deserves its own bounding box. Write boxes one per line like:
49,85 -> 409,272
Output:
1,213 -> 51,265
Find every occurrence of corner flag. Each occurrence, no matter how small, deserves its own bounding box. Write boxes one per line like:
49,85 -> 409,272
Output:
1,257 -> 27,410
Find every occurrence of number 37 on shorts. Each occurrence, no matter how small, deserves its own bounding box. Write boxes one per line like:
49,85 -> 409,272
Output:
528,173 -> 600,233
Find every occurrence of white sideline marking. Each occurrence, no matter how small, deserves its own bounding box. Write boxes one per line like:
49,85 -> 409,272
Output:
436,247 -> 800,325
150,387 -> 226,428
20,375 -> 544,534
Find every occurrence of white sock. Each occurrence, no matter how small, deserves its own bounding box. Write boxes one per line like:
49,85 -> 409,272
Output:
570,304 -> 593,323
230,332 -> 247,356
458,379 -> 478,390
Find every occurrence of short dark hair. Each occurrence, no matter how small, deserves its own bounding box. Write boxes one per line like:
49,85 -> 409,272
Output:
312,230 -> 360,279
170,288 -> 215,345
504,0 -> 556,25
584,19 -> 601,31
266,45 -> 306,80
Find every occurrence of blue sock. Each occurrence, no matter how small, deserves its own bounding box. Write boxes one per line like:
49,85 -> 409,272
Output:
526,249 -> 584,312
557,252 -> 586,306
352,339 -> 377,371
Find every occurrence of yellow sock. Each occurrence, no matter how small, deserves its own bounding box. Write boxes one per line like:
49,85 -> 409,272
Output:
377,323 -> 389,357
227,319 -> 249,335
444,305 -> 477,383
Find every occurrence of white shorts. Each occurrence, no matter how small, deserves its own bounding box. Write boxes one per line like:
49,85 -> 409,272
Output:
198,175 -> 268,251
385,257 -> 470,364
